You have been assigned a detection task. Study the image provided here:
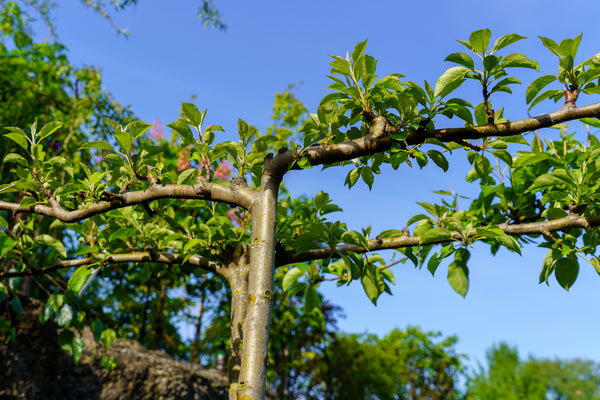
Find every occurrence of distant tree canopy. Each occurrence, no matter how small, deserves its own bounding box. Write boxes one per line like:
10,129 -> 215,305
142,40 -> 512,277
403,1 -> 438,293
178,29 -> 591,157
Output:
468,343 -> 600,399
5,0 -> 226,35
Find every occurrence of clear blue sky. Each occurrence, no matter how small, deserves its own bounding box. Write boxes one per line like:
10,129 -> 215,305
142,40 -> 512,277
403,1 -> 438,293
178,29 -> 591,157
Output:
48,0 -> 600,368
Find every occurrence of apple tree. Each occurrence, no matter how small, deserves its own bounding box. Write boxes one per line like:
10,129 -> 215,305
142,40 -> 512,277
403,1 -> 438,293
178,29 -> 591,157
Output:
3,29 -> 600,400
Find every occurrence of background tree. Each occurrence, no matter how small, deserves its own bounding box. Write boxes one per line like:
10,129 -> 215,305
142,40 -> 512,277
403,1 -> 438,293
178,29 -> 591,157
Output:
309,327 -> 465,400
3,26 -> 600,400
468,343 -> 600,399
8,0 -> 226,35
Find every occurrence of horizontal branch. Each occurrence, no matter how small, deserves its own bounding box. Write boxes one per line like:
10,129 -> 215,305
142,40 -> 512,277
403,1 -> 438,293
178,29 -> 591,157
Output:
286,102 -> 600,168
414,102 -> 600,144
0,252 -> 224,278
3,215 -> 598,278
277,213 -> 600,265
0,182 -> 257,223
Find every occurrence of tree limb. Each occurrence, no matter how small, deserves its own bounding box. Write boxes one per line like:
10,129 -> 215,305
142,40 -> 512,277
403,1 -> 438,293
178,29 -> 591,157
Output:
0,182 -> 257,223
0,251 -> 224,278
277,213 -> 600,265
285,102 -> 600,168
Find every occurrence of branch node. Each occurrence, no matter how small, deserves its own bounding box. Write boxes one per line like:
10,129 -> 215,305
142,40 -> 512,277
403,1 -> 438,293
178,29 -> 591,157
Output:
146,165 -> 161,186
564,86 -> 579,108
231,176 -> 248,187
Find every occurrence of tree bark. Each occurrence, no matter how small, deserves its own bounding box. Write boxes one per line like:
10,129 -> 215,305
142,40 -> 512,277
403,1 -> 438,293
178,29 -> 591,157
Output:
237,165 -> 284,399
225,254 -> 250,400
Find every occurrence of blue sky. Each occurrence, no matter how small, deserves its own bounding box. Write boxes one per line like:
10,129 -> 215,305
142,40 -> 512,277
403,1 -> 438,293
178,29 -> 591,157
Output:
48,0 -> 600,368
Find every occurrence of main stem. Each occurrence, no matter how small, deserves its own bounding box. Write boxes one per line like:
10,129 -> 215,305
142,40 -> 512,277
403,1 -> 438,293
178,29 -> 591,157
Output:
237,171 -> 281,399
225,252 -> 250,400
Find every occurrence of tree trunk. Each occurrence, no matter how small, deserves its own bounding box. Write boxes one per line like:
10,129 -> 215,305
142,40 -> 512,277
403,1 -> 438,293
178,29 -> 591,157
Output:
236,171 -> 282,399
226,254 -> 250,400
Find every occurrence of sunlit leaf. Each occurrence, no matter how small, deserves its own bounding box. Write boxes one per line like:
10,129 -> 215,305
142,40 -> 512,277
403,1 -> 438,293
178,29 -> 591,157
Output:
282,267 -> 305,292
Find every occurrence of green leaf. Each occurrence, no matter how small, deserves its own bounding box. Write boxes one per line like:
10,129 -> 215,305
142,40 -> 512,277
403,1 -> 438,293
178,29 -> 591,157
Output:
48,293 -> 64,313
501,53 -> 539,70
20,197 -> 36,208
434,67 -> 468,98
303,285 -> 319,312
542,207 -> 568,220
113,130 -> 132,153
103,117 -> 122,132
79,140 -> 115,152
427,252 -> 443,276
39,303 -> 54,324
4,128 -> 29,150
474,102 -> 489,125
282,267 -> 304,292
167,119 -> 195,145
491,33 -> 526,53
492,149 -> 513,166
444,52 -> 474,70
91,319 -> 104,341
527,173 -> 565,192
560,33 -> 582,59
341,230 -> 369,250
127,121 -> 152,139
140,266 -> 152,284
586,257 -> 600,276
456,39 -> 475,52
319,92 -> 350,107
182,238 -> 204,254
177,168 -> 197,185
329,56 -> 351,75
372,74 -> 405,91
361,271 -> 382,305
58,330 -> 74,352
68,266 -> 93,295
483,55 -> 500,72
72,337 -> 85,364
10,297 -> 22,318
351,39 -> 368,61
182,103 -> 205,127
555,256 -> 579,291
474,154 -> 492,179
529,89 -> 563,110
426,150 -> 448,172
493,235 -> 522,255
580,118 -> 600,129
297,157 -> 312,169
35,234 -> 67,258
101,355 -> 118,371
56,304 -> 74,328
100,328 -> 117,351
38,121 -> 63,140
447,248 -> 470,297
0,231 -> 16,259
237,118 -> 249,137
216,141 -> 244,161
345,168 -> 361,188
525,75 -> 557,104
539,36 -> 563,57
419,228 -> 452,245
469,29 -> 492,54
360,166 -> 374,189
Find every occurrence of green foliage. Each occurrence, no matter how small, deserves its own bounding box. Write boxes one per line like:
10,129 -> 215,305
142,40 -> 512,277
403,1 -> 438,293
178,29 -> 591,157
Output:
5,21 -> 600,398
527,33 -> 600,109
468,343 -> 600,399
309,327 -> 466,399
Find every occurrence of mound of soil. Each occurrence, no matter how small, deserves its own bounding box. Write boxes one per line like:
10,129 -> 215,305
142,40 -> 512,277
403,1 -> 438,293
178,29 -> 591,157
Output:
0,296 -> 229,400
